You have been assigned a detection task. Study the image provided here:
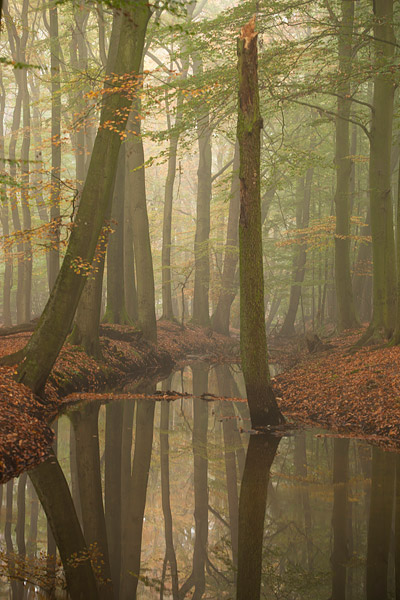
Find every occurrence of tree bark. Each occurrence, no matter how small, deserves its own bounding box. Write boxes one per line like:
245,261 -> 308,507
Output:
237,18 -> 283,427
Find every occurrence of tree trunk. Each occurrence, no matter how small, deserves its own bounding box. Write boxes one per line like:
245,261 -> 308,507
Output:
48,2 -> 61,291
104,145 -> 131,324
334,0 -> 358,330
237,18 -> 283,427
15,4 -> 151,395
161,75 -> 187,320
280,171 -> 312,336
211,142 -> 240,335
364,0 -> 396,342
125,99 -> 157,342
192,55 -> 212,327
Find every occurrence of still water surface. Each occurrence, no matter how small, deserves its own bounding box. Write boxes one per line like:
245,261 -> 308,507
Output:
0,363 -> 396,598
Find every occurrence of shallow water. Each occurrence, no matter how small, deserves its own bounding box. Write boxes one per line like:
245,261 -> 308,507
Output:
0,363 -> 397,599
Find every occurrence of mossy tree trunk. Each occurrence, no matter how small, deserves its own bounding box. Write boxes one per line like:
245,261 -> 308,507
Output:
334,0 -> 359,331
237,18 -> 283,427
15,3 -> 151,395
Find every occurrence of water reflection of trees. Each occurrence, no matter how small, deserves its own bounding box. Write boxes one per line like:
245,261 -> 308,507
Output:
1,369 -> 400,599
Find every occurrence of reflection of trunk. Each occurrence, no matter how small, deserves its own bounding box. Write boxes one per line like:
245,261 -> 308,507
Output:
331,438 -> 350,600
69,420 -> 82,524
28,449 -> 98,599
366,447 -> 395,600
211,143 -> 240,335
216,365 -> 240,568
237,20 -> 283,427
105,401 -> 123,596
121,397 -> 156,599
237,433 -> 280,600
70,403 -> 114,599
104,145 -> 130,324
280,171 -> 312,336
160,376 -> 179,598
294,432 -> 312,571
27,478 -> 39,557
125,101 -> 157,342
16,472 -> 27,557
395,454 -> 400,598
121,400 -> 135,528
192,55 -> 212,327
180,365 -> 209,599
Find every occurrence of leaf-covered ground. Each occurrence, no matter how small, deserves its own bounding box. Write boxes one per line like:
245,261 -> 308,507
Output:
273,330 -> 400,450
0,320 -> 239,483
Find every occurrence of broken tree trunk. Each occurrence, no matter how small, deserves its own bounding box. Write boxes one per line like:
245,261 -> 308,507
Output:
237,17 -> 283,428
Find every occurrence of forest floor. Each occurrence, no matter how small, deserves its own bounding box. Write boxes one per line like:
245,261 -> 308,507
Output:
272,328 -> 400,451
0,320 -> 239,483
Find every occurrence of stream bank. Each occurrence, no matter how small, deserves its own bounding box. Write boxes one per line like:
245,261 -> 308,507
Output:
0,320 -> 239,483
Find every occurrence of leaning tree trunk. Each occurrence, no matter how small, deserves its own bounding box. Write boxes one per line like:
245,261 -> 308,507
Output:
334,0 -> 359,330
237,17 -> 283,427
15,3 -> 151,395
0,70 -> 12,326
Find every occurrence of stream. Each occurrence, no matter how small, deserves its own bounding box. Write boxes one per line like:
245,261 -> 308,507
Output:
0,362 -> 397,599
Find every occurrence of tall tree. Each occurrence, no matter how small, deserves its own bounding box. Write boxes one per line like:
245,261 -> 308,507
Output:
237,17 -> 283,427
334,0 -> 359,330
360,0 -> 396,343
192,54 -> 212,327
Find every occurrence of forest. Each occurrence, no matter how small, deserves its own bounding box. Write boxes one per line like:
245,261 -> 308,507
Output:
0,0 -> 399,598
